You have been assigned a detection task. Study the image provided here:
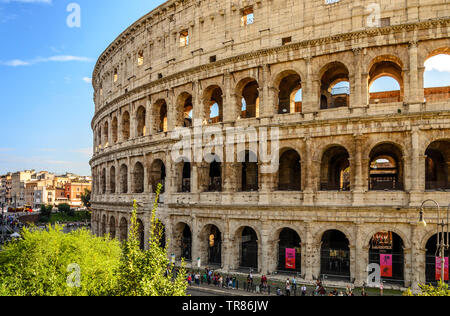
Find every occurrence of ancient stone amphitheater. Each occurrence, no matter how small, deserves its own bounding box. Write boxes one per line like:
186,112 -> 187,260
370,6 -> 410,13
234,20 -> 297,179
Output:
90,0 -> 450,289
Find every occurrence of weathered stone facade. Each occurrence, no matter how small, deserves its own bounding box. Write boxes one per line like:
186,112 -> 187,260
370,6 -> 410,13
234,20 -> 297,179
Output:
90,0 -> 450,290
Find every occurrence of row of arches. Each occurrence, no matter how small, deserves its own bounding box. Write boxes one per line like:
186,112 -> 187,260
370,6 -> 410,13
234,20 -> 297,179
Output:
94,51 -> 450,150
94,139 -> 450,195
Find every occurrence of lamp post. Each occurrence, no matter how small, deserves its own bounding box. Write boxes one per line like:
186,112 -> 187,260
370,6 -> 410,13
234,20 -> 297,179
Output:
418,199 -> 449,282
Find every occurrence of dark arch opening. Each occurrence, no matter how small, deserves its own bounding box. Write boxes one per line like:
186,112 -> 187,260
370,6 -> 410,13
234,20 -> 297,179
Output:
369,143 -> 404,191
425,140 -> 450,191
241,151 -> 258,192
320,146 -> 350,191
426,234 -> 450,284
278,73 -> 302,114
369,231 -> 405,285
240,227 -> 258,270
320,230 -> 350,281
277,228 -> 302,273
278,149 -> 301,191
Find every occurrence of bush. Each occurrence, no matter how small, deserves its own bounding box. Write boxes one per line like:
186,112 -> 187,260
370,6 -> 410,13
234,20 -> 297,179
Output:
0,226 -> 122,296
115,184 -> 187,296
404,281 -> 450,296
58,203 -> 74,217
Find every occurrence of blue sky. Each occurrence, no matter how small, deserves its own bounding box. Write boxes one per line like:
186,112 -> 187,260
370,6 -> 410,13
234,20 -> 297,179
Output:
0,0 -> 448,176
0,0 -> 165,175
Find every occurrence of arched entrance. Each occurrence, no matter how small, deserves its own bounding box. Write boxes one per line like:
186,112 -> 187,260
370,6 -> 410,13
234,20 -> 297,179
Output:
240,150 -> 258,192
137,219 -> 145,250
240,227 -> 258,270
109,216 -> 116,239
320,230 -> 350,281
425,234 -> 450,284
175,223 -> 192,261
204,225 -> 222,266
278,149 -> 301,191
150,159 -> 166,193
119,217 -> 128,242
277,228 -> 301,274
369,231 -> 405,285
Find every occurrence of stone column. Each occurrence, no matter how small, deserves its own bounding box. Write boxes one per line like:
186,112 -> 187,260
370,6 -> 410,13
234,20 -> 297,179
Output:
353,134 -> 366,206
222,72 -> 236,123
303,137 -> 315,205
259,225 -> 270,275
408,41 -> 421,107
302,58 -> 318,118
191,216 -> 200,267
145,96 -> 152,137
410,223 -> 421,292
222,233 -> 234,272
350,48 -> 362,109
410,127 -> 423,205
303,222 -> 314,281
167,88 -> 176,132
353,223 -> 366,287
127,157 -> 132,194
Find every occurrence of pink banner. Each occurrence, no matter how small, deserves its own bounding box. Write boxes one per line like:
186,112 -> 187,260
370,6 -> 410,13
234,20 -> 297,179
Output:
285,248 -> 296,270
380,254 -> 393,277
436,257 -> 449,281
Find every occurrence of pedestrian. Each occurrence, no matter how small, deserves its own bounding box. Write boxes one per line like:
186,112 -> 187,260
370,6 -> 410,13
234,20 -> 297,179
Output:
301,285 -> 307,296
292,276 -> 297,293
285,278 -> 291,296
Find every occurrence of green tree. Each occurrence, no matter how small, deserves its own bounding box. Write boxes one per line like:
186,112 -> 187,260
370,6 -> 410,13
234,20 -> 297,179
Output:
39,204 -> 53,222
0,226 -> 122,296
115,183 -> 187,296
404,281 -> 450,296
81,189 -> 91,209
58,203 -> 74,217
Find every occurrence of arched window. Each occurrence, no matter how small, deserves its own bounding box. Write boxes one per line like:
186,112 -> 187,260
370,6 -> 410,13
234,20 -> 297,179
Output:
150,159 -> 166,193
176,93 -> 193,127
238,79 -> 259,119
110,166 -> 116,194
136,106 -> 146,137
239,227 -> 258,270
132,162 -> 145,193
119,217 -> 128,242
425,140 -> 450,191
203,86 -> 223,124
120,164 -> 128,194
122,111 -> 130,140
278,149 -> 301,191
109,217 -> 116,239
369,143 -> 404,191
424,50 -> 450,102
319,62 -> 350,109
277,72 -> 302,114
111,117 -> 118,144
368,56 -> 403,104
320,146 -> 350,191
277,228 -> 301,273
103,122 -> 109,148
240,151 -> 258,192
208,155 -> 222,192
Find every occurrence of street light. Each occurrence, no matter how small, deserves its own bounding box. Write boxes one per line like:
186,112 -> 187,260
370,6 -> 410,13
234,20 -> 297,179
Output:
418,199 -> 449,282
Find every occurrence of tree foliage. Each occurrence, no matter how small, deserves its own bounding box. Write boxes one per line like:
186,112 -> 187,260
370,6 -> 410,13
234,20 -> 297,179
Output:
115,183 -> 187,296
0,183 -> 187,296
0,226 -> 121,296
81,189 -> 91,209
39,205 -> 53,222
404,281 -> 450,296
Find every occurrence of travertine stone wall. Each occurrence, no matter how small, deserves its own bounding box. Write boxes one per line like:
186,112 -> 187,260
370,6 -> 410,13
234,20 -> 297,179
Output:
90,0 -> 450,290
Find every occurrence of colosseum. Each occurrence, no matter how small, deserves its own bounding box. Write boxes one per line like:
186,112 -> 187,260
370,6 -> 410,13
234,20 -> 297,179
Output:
90,0 -> 450,290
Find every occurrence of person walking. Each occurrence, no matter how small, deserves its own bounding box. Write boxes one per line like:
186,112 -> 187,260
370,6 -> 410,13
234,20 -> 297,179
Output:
285,279 -> 291,296
301,285 -> 307,296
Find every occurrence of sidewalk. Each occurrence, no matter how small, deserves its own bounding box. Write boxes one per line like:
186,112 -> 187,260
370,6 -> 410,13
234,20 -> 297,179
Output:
187,284 -> 274,297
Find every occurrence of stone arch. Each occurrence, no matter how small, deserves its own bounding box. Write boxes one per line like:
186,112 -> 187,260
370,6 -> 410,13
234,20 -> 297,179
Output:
423,47 -> 450,102
320,145 -> 351,191
121,111 -> 130,140
278,148 -> 301,191
319,229 -> 351,280
368,142 -> 405,191
174,156 -> 191,193
363,226 -> 411,250
176,92 -> 193,127
101,214 -> 107,236
119,216 -> 128,242
136,106 -> 146,137
132,161 -> 145,193
103,121 -> 109,148
119,163 -> 128,194
273,69 -> 303,114
206,154 -> 222,192
111,116 -> 118,144
367,230 -> 407,285
238,150 -> 258,192
109,216 -> 116,239
137,218 -> 145,250
109,165 -> 116,194
318,61 -> 350,109
274,226 -> 303,273
199,223 -> 223,267
236,77 -> 260,119
152,99 -> 168,133
150,159 -> 166,193
368,55 -> 404,104
425,139 -> 450,191
234,225 -> 260,270
173,222 -> 192,261
203,85 -> 223,124
101,167 -> 106,194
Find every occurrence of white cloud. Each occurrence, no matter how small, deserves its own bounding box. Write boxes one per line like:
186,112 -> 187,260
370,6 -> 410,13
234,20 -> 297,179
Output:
0,55 -> 93,67
425,54 -> 450,73
0,0 -> 51,3
82,77 -> 92,84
